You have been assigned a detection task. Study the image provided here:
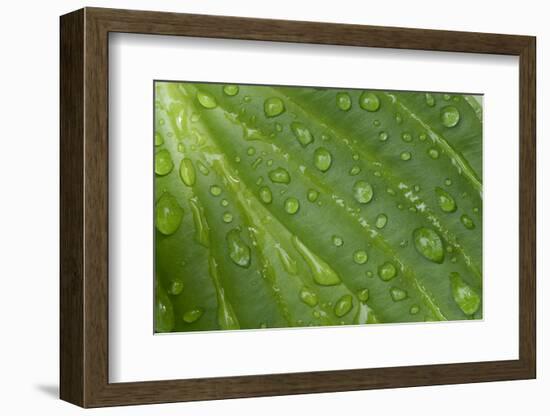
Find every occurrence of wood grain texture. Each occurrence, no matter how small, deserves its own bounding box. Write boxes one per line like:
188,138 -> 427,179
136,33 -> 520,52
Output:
59,7 -> 537,408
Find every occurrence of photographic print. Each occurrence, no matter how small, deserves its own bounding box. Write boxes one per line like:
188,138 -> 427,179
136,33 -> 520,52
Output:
154,81 -> 482,333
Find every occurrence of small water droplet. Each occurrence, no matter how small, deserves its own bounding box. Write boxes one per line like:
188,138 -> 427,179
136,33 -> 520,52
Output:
221,199 -> 229,207
226,228 -> 251,268
435,187 -> 457,213
444,178 -> 452,186
334,295 -> 353,317
395,113 -> 403,124
264,97 -> 285,118
379,131 -> 389,142
222,212 -> 233,223
349,166 -> 361,176
284,197 -> 300,214
307,189 -> 319,202
332,235 -> 344,247
155,149 -> 174,176
399,240 -> 408,248
352,153 -> 360,161
196,90 -> 217,109
409,305 -> 420,315
300,287 -> 319,307
400,151 -> 412,161
378,262 -> 397,281
292,235 -> 341,286
247,147 -> 256,156
443,94 -> 451,101
167,280 -> 184,295
179,158 -> 196,187
390,287 -> 408,301
373,119 -> 381,127
313,147 -> 332,172
359,92 -> 380,112
336,92 -> 352,111
357,288 -> 370,302
252,157 -> 263,169
197,161 -> 210,175
243,95 -> 252,103
210,185 -> 222,196
401,132 -> 412,142
259,186 -> 272,204
158,118 -> 165,125
183,308 -> 204,323
291,121 -> 314,147
366,271 -> 374,278
189,197 -> 210,247
268,167 -> 291,184
156,193 -> 183,235
223,85 -> 239,96
353,180 -> 374,204
461,214 -> 475,229
375,214 -> 388,229
428,148 -> 440,159
266,159 -> 274,167
441,106 -> 460,127
419,133 -> 427,141
425,93 -> 435,107
413,227 -> 444,263
450,272 -> 480,315
353,250 -> 368,264
154,132 -> 164,146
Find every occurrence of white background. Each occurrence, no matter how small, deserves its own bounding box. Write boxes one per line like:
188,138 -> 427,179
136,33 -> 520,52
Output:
110,34 -> 518,382
0,0 -> 546,414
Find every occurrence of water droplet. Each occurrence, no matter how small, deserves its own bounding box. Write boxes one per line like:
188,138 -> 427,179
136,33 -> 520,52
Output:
395,113 -> 403,124
357,288 -> 370,302
266,159 -> 274,167
292,235 -> 341,286
189,197 -> 210,247
353,180 -> 374,204
349,166 -> 361,176
208,256 -> 240,329
378,262 -> 397,281
400,151 -> 412,161
196,90 -> 217,109
366,271 -> 374,278
300,287 -> 319,307
379,131 -> 389,142
226,228 -> 251,268
247,147 -> 256,156
222,212 -> 233,223
183,308 -> 204,323
210,185 -> 222,196
332,235 -> 344,247
373,119 -> 381,127
196,161 -> 210,176
359,92 -> 380,112
284,197 -> 300,214
353,250 -> 369,264
444,178 -> 452,186
419,133 -> 427,141
401,132 -> 412,142
177,143 -> 185,153
221,199 -> 229,207
390,287 -> 408,301
167,280 -> 184,295
155,149 -> 173,176
427,148 -> 440,159
443,94 -> 451,101
435,187 -> 457,213
223,85 -> 239,96
264,97 -> 285,118
179,158 -> 196,187
291,122 -> 314,147
461,214 -> 475,229
409,305 -> 420,315
243,95 -> 252,103
441,106 -> 460,127
336,92 -> 352,111
313,147 -> 332,172
155,193 -> 183,235
334,295 -> 353,317
267,167 -> 290,184
413,227 -> 444,263
307,189 -> 319,202
425,93 -> 435,107
158,118 -> 165,125
154,132 -> 164,146
258,186 -> 272,204
155,284 -> 174,332
375,214 -> 388,229
450,272 -> 480,315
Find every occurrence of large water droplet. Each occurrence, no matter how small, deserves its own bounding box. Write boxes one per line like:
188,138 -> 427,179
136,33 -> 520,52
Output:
441,105 -> 460,127
155,149 -> 173,176
264,97 -> 285,118
226,228 -> 251,268
307,189 -> 319,202
284,197 -> 300,214
154,132 -> 164,146
334,295 -> 353,317
353,250 -> 368,264
378,262 -> 397,281
336,92 -> 352,111
259,186 -> 272,204
413,227 -> 444,263
183,308 -> 204,323
179,158 -> 196,187
197,90 -> 217,109
291,122 -> 314,147
300,287 -> 319,307
375,214 -> 388,229
313,147 -> 332,172
223,85 -> 239,96
450,272 -> 480,315
390,287 -> 408,301
268,167 -> 291,184
292,235 -> 341,286
461,214 -> 475,229
155,193 -> 183,235
353,180 -> 374,204
359,92 -> 380,112
435,187 -> 457,213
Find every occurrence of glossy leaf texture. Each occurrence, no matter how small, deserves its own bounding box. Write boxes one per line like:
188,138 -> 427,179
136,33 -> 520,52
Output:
154,82 -> 482,333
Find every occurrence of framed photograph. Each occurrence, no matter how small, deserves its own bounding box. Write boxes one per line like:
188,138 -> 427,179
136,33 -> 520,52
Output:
60,7 -> 536,408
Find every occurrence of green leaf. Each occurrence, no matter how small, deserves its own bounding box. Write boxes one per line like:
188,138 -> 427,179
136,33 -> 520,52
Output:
154,82 -> 482,332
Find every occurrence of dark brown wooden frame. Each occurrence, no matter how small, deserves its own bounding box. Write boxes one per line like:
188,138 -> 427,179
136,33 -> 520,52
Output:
60,7 -> 536,408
